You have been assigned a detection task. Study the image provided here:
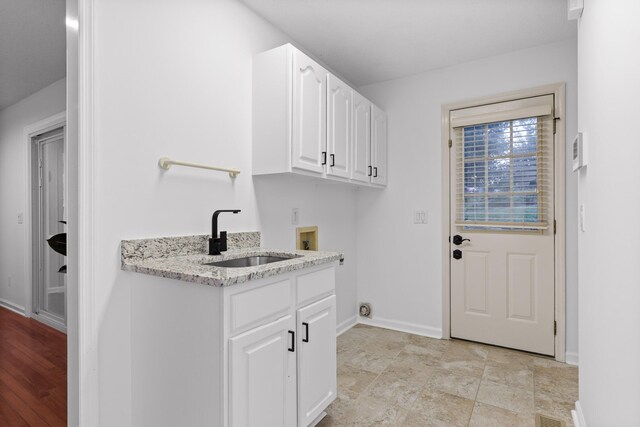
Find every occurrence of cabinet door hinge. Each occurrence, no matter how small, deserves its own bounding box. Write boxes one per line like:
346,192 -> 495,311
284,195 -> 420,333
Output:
554,321 -> 557,336
448,139 -> 452,148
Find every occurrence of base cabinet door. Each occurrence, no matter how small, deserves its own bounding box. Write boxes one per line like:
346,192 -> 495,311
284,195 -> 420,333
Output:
229,315 -> 297,427
297,295 -> 337,426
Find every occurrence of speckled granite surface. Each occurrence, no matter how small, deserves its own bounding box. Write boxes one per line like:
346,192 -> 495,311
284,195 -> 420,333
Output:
121,233 -> 342,287
121,232 -> 260,263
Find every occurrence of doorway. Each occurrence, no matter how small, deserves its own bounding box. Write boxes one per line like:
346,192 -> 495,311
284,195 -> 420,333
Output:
441,85 -> 566,360
29,122 -> 67,331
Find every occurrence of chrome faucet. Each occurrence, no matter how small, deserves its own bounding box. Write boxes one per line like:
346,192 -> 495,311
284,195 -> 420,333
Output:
209,209 -> 241,255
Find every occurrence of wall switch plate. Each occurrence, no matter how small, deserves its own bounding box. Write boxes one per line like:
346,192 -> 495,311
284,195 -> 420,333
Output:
414,210 -> 428,224
17,212 -> 23,224
291,208 -> 299,225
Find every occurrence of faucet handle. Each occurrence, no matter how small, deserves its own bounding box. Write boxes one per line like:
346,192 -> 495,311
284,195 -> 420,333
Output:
220,231 -> 228,252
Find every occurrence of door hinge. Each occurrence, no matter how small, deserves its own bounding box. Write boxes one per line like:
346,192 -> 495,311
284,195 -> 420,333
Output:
448,139 -> 452,148
553,219 -> 557,235
554,321 -> 557,336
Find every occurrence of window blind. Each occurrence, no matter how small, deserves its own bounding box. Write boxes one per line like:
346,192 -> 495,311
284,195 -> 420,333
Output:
452,97 -> 554,230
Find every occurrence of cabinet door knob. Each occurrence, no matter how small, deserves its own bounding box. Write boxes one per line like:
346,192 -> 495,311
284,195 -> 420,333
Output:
321,152 -> 327,166
368,166 -> 372,176
302,322 -> 309,343
330,154 -> 335,167
288,330 -> 295,352
373,167 -> 378,177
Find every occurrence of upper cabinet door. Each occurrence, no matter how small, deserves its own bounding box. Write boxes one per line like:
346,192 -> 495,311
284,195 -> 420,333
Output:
351,92 -> 371,183
371,104 -> 388,187
292,50 -> 328,175
326,75 -> 351,179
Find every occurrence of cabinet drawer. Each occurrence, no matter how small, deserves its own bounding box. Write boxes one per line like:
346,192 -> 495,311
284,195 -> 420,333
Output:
230,278 -> 293,335
296,267 -> 335,308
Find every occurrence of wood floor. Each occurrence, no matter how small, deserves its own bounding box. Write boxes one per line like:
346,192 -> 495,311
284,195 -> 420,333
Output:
0,307 -> 66,426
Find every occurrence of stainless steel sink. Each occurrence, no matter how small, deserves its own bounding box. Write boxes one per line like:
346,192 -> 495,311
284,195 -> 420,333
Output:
205,255 -> 301,268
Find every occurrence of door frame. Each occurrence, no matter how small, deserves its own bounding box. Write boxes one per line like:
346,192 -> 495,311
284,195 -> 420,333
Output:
23,112 -> 67,331
440,83 -> 566,362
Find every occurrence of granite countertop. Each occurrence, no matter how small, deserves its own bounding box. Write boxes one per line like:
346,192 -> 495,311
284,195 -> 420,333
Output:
121,232 -> 343,287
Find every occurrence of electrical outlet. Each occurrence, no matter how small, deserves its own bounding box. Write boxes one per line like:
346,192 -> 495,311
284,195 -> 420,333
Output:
17,212 -> 23,224
291,208 -> 299,225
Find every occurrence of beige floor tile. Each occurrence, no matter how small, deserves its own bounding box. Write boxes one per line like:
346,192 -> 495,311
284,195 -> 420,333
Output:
483,360 -> 534,390
487,347 -> 536,368
322,394 -> 359,426
409,389 -> 475,427
438,352 -> 486,377
534,373 -> 578,404
426,368 -> 481,400
363,372 -> 424,409
381,352 -> 435,385
468,402 -> 535,427
343,347 -> 397,374
476,379 -> 534,415
345,395 -> 408,426
533,358 -> 579,382
447,340 -> 490,360
337,365 -> 380,400
535,392 -> 576,426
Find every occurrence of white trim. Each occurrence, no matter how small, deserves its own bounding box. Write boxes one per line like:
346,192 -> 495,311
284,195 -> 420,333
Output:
32,312 -> 68,333
565,351 -> 579,366
23,112 -> 67,319
336,315 -> 358,336
358,316 -> 442,339
0,298 -> 27,316
572,401 -> 587,427
75,0 -> 99,423
441,83 -> 567,362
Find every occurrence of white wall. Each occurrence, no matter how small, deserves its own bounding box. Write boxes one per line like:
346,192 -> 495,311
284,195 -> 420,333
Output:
356,38 -> 579,359
577,1 -> 640,424
0,78 -> 66,312
92,0 -> 358,424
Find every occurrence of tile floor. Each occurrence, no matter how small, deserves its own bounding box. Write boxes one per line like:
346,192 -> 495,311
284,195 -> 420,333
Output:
319,324 -> 578,426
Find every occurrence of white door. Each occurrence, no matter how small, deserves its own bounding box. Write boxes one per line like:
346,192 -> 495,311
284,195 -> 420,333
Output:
292,49 -> 328,175
449,98 -> 555,356
326,75 -> 351,179
297,295 -> 336,427
351,92 -> 371,183
33,130 -> 66,328
229,315 -> 297,427
371,105 -> 388,186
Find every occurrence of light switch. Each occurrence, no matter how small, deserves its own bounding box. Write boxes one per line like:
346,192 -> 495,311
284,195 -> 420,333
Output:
414,210 -> 428,224
291,208 -> 299,225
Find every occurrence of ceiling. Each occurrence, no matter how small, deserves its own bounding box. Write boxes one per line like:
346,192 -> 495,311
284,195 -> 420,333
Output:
240,0 -> 576,87
0,0 -> 66,111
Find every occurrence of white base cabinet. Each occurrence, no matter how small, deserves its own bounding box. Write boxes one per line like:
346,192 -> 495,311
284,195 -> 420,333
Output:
131,263 -> 338,427
253,43 -> 387,188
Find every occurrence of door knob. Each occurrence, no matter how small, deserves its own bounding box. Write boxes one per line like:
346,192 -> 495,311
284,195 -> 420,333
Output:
453,249 -> 462,260
452,235 -> 471,245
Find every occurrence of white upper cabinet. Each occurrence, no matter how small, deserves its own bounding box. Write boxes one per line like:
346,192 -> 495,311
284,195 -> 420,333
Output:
326,75 -> 351,179
371,104 -> 388,187
292,50 -> 328,174
351,91 -> 372,184
253,44 -> 386,187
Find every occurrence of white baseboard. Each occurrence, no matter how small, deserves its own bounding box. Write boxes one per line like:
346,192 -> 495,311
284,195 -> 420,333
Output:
0,298 -> 26,316
358,316 -> 442,339
336,315 -> 358,336
565,351 -> 579,366
572,400 -> 586,427
31,312 -> 67,334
